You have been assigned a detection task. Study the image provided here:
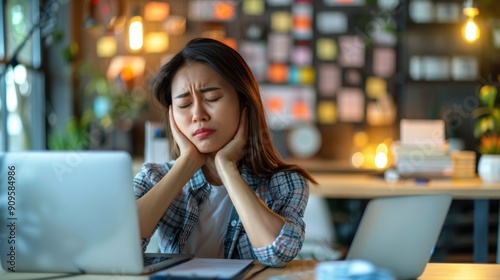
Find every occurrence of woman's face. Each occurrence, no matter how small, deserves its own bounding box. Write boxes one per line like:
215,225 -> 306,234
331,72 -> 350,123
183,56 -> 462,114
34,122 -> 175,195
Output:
171,62 -> 241,154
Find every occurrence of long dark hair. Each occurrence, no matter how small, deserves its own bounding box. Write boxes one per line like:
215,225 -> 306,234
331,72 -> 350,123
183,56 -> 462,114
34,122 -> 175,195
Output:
151,38 -> 316,184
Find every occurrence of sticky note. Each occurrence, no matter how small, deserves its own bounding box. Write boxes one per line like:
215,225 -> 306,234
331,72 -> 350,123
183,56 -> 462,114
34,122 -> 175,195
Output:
291,46 -> 312,66
268,33 -> 291,63
318,64 -> 340,97
300,67 -> 315,85
243,0 -> 265,16
339,36 -> 365,67
316,38 -> 337,60
239,41 -> 267,82
292,3 -> 313,39
373,48 -> 396,77
268,64 -> 289,83
365,76 -> 387,99
318,101 -> 337,124
292,99 -> 312,120
271,11 -> 291,32
317,12 -> 348,34
337,88 -> 365,122
289,67 -> 300,84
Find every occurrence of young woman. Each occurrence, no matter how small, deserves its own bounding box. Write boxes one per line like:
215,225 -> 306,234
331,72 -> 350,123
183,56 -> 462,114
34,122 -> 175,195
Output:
134,38 -> 317,267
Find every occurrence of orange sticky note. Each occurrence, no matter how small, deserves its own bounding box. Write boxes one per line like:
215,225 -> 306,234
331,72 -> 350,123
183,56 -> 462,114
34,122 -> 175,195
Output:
268,64 -> 289,83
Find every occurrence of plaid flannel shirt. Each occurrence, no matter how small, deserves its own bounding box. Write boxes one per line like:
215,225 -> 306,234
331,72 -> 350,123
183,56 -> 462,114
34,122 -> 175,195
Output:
133,161 -> 309,267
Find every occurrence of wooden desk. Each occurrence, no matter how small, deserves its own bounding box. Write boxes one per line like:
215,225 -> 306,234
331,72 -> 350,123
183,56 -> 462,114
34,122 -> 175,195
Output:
3,261 -> 500,280
310,173 -> 500,263
244,260 -> 500,280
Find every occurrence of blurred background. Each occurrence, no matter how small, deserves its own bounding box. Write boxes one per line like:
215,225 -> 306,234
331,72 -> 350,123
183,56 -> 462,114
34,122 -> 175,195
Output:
2,0 -> 500,263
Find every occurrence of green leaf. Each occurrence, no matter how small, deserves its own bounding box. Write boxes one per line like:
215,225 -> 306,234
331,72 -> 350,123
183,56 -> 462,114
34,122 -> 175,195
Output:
474,119 -> 485,138
479,85 -> 497,108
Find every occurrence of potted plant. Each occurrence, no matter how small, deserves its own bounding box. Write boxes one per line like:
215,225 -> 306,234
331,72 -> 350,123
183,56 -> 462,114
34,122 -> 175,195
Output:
472,84 -> 500,183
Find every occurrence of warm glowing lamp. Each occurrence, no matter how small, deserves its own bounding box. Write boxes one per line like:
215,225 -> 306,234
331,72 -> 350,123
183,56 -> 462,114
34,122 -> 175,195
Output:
96,36 -> 117,57
128,10 -> 143,51
145,32 -> 169,53
144,2 -> 170,21
351,152 -> 364,168
462,0 -> 480,42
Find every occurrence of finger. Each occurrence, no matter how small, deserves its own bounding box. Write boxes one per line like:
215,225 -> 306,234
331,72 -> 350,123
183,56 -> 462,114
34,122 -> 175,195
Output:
169,106 -> 184,143
236,107 -> 248,140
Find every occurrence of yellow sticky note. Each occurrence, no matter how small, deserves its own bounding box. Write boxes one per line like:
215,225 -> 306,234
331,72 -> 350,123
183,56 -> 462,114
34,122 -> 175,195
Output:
316,38 -> 337,61
318,101 -> 337,124
271,11 -> 291,32
300,67 -> 315,85
243,0 -> 265,16
366,76 -> 387,99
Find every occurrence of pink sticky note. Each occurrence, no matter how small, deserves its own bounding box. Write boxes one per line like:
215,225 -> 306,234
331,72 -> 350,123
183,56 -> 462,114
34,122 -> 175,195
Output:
318,64 -> 341,97
373,48 -> 396,77
291,46 -> 312,66
339,36 -> 365,68
337,88 -> 365,122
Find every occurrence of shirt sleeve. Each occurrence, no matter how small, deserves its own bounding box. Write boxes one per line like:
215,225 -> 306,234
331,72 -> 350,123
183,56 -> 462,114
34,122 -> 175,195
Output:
133,162 -> 171,251
252,172 -> 309,267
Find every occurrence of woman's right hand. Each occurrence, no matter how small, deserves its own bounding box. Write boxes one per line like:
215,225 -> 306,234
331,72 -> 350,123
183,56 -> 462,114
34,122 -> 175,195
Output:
169,106 -> 206,169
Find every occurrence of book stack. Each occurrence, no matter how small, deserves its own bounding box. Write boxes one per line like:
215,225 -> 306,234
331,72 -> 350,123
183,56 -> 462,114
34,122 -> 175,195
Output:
393,145 -> 452,178
451,151 -> 476,179
394,119 -> 452,178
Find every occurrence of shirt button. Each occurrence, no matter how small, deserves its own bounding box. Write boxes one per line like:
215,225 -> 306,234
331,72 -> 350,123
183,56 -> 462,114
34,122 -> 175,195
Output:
231,220 -> 237,227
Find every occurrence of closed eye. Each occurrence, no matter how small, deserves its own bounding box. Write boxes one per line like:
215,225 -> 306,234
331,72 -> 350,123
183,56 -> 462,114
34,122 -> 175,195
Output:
206,97 -> 222,103
178,103 -> 191,109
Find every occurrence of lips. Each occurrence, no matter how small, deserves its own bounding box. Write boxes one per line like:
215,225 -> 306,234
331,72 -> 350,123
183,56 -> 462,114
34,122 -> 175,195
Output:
193,128 -> 215,139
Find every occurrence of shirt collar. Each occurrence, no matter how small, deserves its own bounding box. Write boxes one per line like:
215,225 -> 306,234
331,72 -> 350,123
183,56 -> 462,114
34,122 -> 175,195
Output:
187,165 -> 264,191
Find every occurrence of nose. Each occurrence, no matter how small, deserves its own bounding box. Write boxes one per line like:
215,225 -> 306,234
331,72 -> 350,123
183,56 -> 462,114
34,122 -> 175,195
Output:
191,99 -> 209,122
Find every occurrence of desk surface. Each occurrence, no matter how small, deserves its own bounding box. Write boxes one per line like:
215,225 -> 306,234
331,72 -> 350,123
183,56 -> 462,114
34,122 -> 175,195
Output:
311,173 -> 500,199
246,261 -> 500,280
3,261 -> 500,280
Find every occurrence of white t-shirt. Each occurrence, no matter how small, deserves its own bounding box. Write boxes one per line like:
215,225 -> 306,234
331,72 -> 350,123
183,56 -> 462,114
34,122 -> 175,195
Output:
181,184 -> 233,258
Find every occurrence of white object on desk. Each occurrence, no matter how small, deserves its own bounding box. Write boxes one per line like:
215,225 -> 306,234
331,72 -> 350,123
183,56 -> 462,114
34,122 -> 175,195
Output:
145,121 -> 170,163
400,119 -> 445,148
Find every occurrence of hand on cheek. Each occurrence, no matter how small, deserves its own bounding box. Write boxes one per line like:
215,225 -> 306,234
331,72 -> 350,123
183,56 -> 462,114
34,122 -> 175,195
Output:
169,106 -> 206,167
215,107 -> 248,167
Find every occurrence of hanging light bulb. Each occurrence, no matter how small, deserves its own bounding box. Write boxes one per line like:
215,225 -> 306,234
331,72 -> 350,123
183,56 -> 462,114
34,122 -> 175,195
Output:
464,18 -> 480,42
128,8 -> 143,51
462,0 -> 480,42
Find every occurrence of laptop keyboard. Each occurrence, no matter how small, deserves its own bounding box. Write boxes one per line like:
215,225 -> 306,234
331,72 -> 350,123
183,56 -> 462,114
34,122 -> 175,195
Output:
143,255 -> 172,266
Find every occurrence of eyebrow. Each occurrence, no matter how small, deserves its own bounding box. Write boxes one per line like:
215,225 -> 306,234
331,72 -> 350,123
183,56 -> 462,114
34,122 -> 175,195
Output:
174,87 -> 221,99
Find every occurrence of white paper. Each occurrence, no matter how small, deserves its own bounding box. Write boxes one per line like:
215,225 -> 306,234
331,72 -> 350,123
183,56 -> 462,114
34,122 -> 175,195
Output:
400,119 -> 445,148
153,258 -> 253,278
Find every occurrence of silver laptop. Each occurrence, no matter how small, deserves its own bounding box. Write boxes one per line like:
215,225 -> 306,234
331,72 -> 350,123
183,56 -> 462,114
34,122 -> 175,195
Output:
346,194 -> 452,280
0,151 -> 193,274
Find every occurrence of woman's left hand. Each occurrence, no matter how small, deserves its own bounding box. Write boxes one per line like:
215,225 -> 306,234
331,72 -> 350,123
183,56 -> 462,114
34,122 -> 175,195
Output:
215,107 -> 248,168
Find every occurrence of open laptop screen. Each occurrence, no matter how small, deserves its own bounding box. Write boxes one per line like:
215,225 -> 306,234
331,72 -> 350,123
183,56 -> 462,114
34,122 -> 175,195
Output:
0,151 -> 147,274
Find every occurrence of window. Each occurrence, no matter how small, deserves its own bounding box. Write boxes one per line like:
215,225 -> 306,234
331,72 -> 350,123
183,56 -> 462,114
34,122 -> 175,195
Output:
1,0 -> 44,151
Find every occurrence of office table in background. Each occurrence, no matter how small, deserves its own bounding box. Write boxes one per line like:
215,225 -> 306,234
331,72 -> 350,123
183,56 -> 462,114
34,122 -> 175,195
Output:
310,173 -> 500,264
